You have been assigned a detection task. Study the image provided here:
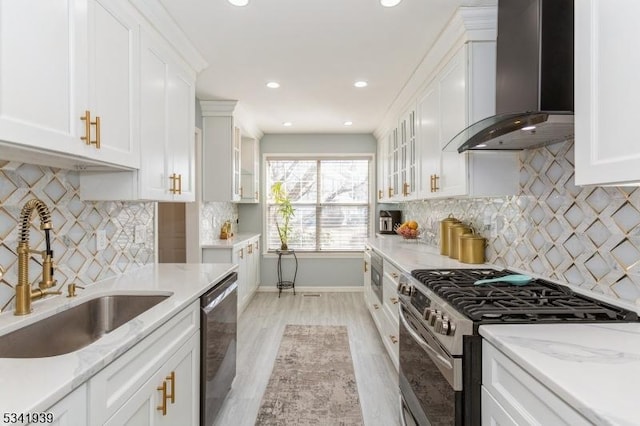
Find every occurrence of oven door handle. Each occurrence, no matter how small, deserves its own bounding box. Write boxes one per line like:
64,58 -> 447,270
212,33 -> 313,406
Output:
399,305 -> 454,372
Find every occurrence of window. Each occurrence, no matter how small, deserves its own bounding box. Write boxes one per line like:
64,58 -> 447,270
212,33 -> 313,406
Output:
266,156 -> 371,252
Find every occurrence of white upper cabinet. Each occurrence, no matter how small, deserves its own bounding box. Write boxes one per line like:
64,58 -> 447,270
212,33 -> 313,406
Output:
80,28 -> 196,201
375,6 -> 518,202
83,0 -> 140,168
240,136 -> 260,203
376,136 -> 388,202
574,0 -> 640,186
201,101 -> 261,203
0,0 -> 139,169
397,105 -> 419,200
0,0 -> 85,157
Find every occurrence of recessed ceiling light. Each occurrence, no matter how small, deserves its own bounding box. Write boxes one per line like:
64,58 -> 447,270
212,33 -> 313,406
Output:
354,81 -> 368,88
228,0 -> 249,6
521,125 -> 536,131
266,82 -> 280,89
380,0 -> 402,7
283,122 -> 293,127
344,121 -> 353,126
476,144 -> 487,148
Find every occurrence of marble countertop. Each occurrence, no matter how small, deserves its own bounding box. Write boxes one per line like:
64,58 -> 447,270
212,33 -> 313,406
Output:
0,263 -> 236,416
201,232 -> 261,249
480,323 -> 640,426
366,234 -> 488,273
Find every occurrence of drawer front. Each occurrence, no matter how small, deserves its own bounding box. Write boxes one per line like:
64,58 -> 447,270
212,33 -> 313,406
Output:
382,274 -> 399,324
482,341 -> 591,426
383,259 -> 402,285
89,301 -> 200,424
380,306 -> 399,370
481,386 -> 518,426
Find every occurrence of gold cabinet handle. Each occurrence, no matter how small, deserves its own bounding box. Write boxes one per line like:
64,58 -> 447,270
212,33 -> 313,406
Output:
91,116 -> 101,149
177,174 -> 182,194
239,248 -> 244,259
157,380 -> 168,416
388,187 -> 393,198
390,297 -> 398,304
254,241 -> 259,250
364,261 -> 368,273
378,189 -> 383,200
166,371 -> 175,404
403,182 -> 410,196
431,174 -> 439,192
391,272 -> 398,279
248,244 -> 253,254
390,335 -> 398,344
80,110 -> 91,145
169,174 -> 177,194
373,304 -> 379,310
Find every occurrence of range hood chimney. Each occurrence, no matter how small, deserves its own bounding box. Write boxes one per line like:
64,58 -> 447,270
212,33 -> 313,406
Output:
454,0 -> 574,153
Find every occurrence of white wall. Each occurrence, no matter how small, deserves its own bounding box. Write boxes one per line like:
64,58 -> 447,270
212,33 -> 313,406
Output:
239,133 -> 377,289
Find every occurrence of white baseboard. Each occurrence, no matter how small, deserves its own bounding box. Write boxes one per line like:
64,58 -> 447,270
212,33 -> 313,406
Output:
258,286 -> 364,293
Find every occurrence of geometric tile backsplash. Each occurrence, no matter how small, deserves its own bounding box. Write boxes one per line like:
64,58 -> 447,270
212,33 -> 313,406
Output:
0,162 -> 155,311
199,202 -> 239,245
402,140 -> 640,305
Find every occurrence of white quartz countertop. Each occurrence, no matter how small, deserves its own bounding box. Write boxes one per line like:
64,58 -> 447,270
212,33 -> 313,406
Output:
366,235 -> 488,273
0,263 -> 236,417
201,232 -> 261,249
480,323 -> 640,426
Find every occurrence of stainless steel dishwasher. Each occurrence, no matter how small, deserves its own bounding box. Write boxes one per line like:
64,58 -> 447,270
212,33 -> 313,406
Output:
200,272 -> 238,426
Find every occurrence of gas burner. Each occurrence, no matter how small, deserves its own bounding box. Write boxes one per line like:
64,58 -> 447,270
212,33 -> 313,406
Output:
411,269 -> 638,323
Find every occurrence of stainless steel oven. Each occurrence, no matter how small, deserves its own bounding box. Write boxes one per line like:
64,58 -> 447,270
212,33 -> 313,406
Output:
370,250 -> 383,303
398,301 -> 463,426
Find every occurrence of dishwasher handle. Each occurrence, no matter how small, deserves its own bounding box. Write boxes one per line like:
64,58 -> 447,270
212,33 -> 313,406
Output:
201,272 -> 238,308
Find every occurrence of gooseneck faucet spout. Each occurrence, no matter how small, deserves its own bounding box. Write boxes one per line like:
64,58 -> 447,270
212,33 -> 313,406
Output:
15,199 -> 60,316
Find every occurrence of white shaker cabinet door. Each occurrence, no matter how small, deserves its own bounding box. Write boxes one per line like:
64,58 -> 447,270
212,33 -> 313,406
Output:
166,63 -> 196,202
84,0 -> 140,168
575,0 -> 640,185
0,0 -> 85,155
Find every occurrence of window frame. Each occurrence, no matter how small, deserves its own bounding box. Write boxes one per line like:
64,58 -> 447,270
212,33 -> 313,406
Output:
262,153 -> 375,255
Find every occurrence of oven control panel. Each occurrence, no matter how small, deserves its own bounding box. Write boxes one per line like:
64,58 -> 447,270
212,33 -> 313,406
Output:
399,274 -> 474,356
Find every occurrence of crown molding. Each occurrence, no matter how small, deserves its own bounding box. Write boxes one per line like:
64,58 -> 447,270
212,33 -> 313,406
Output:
130,0 -> 208,73
199,100 -> 239,116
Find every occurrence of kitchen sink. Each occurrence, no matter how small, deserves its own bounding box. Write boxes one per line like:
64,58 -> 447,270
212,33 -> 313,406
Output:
0,294 -> 170,358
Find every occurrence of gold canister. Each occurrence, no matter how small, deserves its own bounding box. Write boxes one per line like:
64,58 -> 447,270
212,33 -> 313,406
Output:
448,223 -> 473,259
439,215 -> 461,256
459,234 -> 487,264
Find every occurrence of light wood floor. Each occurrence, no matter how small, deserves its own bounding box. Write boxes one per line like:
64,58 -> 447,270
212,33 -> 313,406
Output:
213,291 -> 400,426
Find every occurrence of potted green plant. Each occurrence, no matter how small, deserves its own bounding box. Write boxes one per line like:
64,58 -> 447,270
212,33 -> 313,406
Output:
271,181 -> 295,251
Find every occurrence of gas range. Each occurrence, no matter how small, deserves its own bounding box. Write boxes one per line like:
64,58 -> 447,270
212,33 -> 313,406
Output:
400,268 -> 638,356
398,268 -> 640,426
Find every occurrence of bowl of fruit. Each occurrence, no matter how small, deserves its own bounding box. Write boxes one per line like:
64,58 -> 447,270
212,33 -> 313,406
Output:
395,220 -> 420,239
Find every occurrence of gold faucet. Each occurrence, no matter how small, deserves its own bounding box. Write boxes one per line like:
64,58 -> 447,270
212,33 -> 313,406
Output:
13,199 -> 61,315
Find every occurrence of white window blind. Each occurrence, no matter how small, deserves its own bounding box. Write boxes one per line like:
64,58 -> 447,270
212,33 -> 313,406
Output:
266,157 -> 370,252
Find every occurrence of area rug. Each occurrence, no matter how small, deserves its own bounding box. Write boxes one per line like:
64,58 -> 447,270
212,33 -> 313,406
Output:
255,325 -> 364,425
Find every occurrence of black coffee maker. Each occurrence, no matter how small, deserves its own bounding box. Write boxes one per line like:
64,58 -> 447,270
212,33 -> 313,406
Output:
379,210 -> 402,234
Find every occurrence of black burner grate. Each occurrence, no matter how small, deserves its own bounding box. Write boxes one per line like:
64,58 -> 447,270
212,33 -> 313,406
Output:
411,269 -> 638,323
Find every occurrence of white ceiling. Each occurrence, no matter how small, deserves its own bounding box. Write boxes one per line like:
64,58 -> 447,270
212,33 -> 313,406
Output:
159,0 -> 496,135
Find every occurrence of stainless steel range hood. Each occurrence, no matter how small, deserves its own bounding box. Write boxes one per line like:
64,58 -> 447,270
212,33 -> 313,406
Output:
455,0 -> 574,153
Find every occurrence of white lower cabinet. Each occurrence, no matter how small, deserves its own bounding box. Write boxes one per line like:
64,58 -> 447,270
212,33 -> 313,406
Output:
89,301 -> 200,425
104,334 -> 199,426
43,384 -> 88,426
363,247 -> 399,371
202,236 -> 260,314
482,341 -> 590,425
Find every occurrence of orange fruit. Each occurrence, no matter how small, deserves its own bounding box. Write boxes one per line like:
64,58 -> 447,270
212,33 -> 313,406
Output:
408,220 -> 418,230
